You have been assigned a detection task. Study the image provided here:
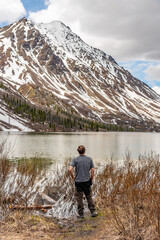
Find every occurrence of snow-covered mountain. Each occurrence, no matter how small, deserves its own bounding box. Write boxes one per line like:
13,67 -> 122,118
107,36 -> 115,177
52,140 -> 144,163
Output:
0,17 -> 160,130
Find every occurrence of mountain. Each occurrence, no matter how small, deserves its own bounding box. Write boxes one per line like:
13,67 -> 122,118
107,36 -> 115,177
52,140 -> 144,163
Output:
0,17 -> 160,131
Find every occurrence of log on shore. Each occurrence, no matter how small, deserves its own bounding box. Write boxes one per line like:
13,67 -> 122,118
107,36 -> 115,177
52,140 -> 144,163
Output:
11,205 -> 52,210
40,193 -> 56,205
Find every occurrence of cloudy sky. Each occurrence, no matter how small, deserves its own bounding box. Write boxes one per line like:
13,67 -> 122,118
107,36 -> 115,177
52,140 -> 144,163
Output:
0,0 -> 160,92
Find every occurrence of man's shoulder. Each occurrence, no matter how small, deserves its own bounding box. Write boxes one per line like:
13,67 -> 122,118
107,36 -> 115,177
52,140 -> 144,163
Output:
84,155 -> 93,161
72,156 -> 80,163
72,155 -> 92,160
72,156 -> 79,161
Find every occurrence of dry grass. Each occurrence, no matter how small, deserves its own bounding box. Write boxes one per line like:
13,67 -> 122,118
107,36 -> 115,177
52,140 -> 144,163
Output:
35,153 -> 160,239
0,210 -> 115,240
1,138 -> 160,239
0,212 -> 60,240
95,152 -> 160,239
0,138 -> 50,222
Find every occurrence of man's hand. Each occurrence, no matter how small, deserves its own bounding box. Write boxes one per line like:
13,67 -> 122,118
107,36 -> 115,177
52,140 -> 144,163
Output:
69,166 -> 75,181
91,168 -> 94,181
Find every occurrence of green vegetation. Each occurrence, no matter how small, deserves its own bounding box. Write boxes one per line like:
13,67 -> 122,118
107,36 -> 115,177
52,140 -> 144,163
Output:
0,82 -> 6,90
2,93 -> 134,132
15,157 -> 53,175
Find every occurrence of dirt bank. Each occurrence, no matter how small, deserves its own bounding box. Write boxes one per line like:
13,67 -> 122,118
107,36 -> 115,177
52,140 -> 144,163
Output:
0,211 -> 117,240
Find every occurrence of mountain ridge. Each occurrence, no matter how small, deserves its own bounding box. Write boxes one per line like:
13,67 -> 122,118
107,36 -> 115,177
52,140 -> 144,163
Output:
0,17 -> 160,131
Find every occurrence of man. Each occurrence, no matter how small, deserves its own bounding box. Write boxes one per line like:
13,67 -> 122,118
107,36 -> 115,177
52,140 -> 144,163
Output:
69,145 -> 97,218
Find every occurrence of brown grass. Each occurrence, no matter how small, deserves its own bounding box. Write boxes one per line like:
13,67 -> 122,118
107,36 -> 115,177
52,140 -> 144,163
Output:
1,138 -> 160,239
0,139 -> 49,222
0,212 -> 60,240
95,151 -> 160,239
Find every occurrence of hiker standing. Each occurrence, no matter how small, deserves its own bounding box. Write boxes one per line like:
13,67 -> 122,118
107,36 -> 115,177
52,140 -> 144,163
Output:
69,145 -> 97,218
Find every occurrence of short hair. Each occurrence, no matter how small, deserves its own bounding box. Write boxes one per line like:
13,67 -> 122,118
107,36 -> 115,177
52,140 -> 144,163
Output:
77,145 -> 85,154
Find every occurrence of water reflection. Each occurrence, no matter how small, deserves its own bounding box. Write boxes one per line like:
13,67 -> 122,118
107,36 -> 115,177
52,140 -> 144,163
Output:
0,132 -> 160,164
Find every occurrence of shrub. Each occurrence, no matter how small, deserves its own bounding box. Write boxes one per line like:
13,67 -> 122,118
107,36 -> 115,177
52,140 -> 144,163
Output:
95,152 -> 160,239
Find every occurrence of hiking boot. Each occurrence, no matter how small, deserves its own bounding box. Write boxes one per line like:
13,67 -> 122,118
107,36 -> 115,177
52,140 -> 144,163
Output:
91,212 -> 98,217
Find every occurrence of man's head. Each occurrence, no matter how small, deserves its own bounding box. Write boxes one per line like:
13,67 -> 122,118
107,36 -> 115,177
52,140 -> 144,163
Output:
77,145 -> 85,155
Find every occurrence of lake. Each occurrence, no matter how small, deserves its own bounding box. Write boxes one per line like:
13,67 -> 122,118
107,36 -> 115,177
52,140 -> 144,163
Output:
0,132 -> 160,165
1,131 -> 160,219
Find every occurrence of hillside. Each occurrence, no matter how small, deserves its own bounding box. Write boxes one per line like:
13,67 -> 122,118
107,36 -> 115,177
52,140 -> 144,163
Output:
0,17 -> 160,131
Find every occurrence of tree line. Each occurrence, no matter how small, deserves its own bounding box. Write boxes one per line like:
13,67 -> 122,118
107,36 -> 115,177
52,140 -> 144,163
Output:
2,93 -> 134,132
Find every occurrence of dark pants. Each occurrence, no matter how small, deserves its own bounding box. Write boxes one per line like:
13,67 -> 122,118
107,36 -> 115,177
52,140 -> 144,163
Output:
75,180 -> 96,216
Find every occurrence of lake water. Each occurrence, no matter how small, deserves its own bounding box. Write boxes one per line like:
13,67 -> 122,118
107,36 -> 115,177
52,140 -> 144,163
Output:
0,132 -> 160,165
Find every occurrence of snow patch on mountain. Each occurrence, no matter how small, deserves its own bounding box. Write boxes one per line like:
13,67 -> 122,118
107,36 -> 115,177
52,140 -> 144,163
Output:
35,21 -> 117,69
0,18 -> 160,128
0,102 -> 33,132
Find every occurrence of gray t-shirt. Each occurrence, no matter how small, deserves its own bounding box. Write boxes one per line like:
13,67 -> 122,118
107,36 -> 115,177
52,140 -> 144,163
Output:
71,155 -> 94,182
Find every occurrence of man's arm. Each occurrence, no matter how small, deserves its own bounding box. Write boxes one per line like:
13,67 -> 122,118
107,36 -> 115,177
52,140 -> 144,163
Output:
69,166 -> 75,180
90,167 -> 94,181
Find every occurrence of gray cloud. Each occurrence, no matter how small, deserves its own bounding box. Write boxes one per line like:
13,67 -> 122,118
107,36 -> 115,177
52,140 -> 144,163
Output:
28,0 -> 160,62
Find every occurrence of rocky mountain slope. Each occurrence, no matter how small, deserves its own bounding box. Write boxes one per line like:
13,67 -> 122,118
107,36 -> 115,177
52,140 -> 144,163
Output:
0,17 -> 160,131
